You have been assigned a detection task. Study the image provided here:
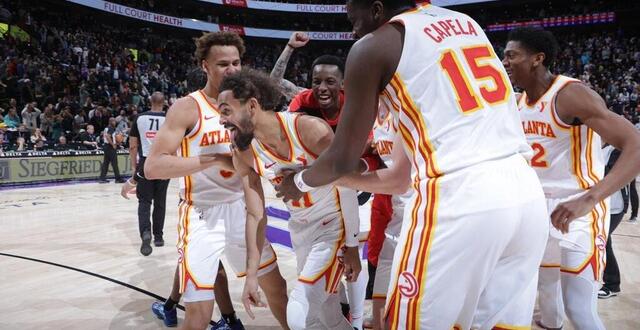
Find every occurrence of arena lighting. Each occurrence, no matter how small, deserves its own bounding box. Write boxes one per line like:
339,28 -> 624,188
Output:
487,12 -> 616,32
193,0 -> 495,13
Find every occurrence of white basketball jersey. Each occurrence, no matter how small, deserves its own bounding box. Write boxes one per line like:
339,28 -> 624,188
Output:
250,112 -> 342,220
179,90 -> 243,206
518,75 -> 604,198
373,98 -> 397,168
383,5 -> 530,183
373,98 -> 412,237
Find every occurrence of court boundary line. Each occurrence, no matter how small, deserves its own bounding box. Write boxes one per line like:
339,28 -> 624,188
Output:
0,252 -> 233,325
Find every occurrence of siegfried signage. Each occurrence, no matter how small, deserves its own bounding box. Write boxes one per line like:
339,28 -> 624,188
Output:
0,154 -> 132,184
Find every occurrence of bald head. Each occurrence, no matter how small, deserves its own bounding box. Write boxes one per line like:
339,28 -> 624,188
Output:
151,92 -> 165,111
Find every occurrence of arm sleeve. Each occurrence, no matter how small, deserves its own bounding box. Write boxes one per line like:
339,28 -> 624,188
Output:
338,187 -> 361,247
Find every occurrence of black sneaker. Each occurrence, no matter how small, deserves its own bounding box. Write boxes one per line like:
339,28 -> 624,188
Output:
598,287 -> 619,299
115,178 -> 126,183
154,237 -> 164,247
98,179 -> 109,184
140,231 -> 152,256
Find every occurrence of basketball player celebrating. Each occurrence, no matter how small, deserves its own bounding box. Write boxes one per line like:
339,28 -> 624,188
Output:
216,68 -> 361,330
503,27 -> 640,330
144,32 -> 288,330
272,32 -> 377,329
277,1 -> 549,329
363,97 -> 411,330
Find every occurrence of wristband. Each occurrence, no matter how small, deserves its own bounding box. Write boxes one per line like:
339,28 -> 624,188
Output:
127,178 -> 137,186
293,169 -> 313,192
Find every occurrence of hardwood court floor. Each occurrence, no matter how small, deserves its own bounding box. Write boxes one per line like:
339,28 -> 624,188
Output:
1,181 -> 639,329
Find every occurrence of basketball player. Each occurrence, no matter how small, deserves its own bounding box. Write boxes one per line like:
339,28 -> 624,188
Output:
359,97 -> 411,330
503,27 -> 640,330
277,1 -> 549,329
121,92 -> 170,256
216,68 -> 361,330
144,32 -> 288,330
272,32 -> 376,329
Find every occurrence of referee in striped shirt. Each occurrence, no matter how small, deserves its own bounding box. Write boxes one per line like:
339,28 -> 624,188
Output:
121,92 -> 169,256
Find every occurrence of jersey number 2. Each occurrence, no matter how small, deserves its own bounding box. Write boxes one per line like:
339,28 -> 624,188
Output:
530,143 -> 548,168
439,45 -> 509,114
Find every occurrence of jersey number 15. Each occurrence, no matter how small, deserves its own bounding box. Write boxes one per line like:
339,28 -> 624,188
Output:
439,45 -> 510,114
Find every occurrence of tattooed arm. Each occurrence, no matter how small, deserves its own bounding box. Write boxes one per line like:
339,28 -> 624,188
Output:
271,32 -> 309,99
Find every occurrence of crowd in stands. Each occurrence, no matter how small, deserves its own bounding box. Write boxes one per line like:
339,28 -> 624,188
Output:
1,0 -> 639,153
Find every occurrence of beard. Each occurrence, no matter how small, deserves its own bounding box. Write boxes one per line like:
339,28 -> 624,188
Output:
229,117 -> 254,151
233,130 -> 254,151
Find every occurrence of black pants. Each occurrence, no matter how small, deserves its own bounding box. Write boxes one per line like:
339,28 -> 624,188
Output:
366,261 -> 376,300
630,179 -> 638,218
136,176 -> 170,239
603,212 -> 624,291
99,145 -> 121,180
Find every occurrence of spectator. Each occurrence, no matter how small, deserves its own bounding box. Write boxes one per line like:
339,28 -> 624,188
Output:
21,102 -> 41,132
54,135 -> 69,151
61,107 -> 74,136
40,104 -> 55,138
74,109 -> 88,133
599,145 -> 630,298
15,136 -> 26,151
89,106 -> 109,134
30,128 -> 47,146
4,108 -> 21,128
79,124 -> 99,150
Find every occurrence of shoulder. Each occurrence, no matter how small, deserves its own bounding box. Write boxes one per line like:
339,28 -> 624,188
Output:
347,24 -> 403,89
295,114 -> 333,140
288,89 -> 313,111
556,81 -> 606,117
165,96 -> 199,125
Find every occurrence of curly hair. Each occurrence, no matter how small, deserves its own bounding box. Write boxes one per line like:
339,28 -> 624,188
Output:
194,31 -> 246,63
219,68 -> 282,111
507,27 -> 559,68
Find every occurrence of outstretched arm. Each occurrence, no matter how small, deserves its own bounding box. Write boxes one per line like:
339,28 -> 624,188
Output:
271,32 -> 309,99
235,150 -> 269,319
275,24 -> 403,200
338,132 -> 411,195
551,83 -> 640,232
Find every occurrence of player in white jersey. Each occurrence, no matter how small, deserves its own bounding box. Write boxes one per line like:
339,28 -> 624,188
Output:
144,32 -> 288,330
277,1 -> 549,329
503,27 -> 640,330
365,97 -> 412,330
215,68 -> 362,330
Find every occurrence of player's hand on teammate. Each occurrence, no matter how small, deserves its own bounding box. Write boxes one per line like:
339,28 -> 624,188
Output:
288,32 -> 310,49
550,193 -> 598,233
242,275 -> 266,319
342,246 -> 362,282
199,153 -> 234,171
275,169 -> 304,203
120,178 -> 137,199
